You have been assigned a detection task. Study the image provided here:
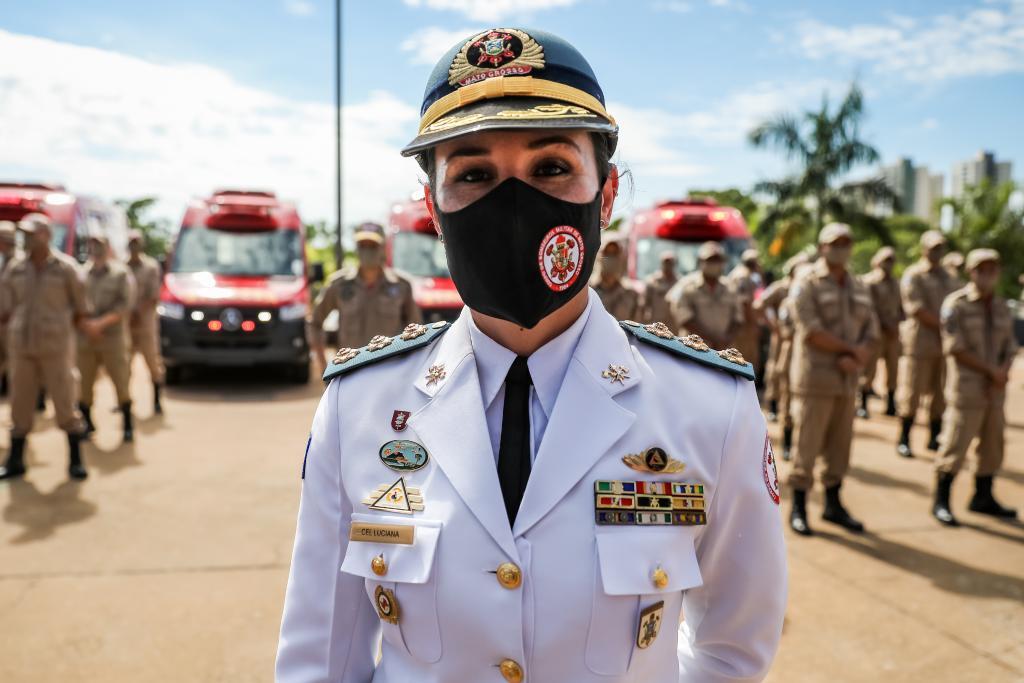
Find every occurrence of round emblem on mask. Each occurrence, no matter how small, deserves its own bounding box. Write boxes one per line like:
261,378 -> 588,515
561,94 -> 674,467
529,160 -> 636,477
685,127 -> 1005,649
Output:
538,226 -> 584,293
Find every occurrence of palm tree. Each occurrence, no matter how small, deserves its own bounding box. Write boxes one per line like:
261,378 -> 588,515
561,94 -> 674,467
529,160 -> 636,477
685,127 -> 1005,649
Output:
114,196 -> 171,257
748,84 -> 896,249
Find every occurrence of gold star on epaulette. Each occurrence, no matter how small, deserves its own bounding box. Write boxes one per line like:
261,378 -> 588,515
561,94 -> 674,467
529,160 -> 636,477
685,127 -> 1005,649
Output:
367,335 -> 394,352
400,323 -> 428,341
718,347 -> 749,366
333,347 -> 360,365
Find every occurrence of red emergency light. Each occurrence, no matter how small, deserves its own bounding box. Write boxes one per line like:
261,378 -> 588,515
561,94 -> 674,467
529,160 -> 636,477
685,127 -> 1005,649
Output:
206,200 -> 277,229
240,320 -> 256,332
208,320 -> 223,332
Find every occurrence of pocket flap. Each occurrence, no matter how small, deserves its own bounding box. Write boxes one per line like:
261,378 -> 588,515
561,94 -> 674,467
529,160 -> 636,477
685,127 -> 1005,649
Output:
340,514 -> 442,584
595,530 -> 703,595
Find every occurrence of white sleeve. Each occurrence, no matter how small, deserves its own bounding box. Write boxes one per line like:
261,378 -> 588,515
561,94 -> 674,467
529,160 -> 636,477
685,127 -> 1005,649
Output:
678,379 -> 788,682
276,380 -> 379,683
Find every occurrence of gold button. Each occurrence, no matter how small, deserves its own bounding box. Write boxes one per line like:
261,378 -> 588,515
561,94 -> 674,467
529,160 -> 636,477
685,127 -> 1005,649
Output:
371,554 -> 387,576
499,659 -> 523,683
496,562 -> 522,589
652,566 -> 669,590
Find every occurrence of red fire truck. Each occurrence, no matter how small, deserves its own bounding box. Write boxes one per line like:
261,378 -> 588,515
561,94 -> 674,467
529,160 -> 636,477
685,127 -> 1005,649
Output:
387,191 -> 463,323
158,189 -> 311,383
0,182 -> 128,260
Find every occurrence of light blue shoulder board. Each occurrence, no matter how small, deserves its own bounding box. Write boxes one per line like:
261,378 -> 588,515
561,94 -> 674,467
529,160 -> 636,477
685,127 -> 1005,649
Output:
619,320 -> 756,382
322,322 -> 452,383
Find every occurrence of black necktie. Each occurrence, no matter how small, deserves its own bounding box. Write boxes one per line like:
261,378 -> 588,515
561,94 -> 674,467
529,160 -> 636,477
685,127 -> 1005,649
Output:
497,356 -> 533,526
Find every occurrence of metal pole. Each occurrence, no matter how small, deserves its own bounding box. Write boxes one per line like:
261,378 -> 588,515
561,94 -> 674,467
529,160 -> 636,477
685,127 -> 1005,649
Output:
334,0 -> 343,266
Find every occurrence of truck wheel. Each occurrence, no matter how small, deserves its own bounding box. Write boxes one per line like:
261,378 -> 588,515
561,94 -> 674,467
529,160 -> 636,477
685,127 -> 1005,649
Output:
165,366 -> 183,386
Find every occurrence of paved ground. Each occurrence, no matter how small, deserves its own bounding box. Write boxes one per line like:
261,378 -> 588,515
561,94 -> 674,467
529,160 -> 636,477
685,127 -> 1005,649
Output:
1,358 -> 1022,682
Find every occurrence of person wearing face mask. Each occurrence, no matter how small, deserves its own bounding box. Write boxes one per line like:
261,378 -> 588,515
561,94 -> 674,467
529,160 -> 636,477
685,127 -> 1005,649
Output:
591,231 -> 640,321
126,230 -> 165,415
896,230 -> 958,458
78,235 -> 137,443
727,248 -> 764,377
667,241 -> 743,350
755,251 -> 808,423
640,250 -> 679,327
942,251 -> 965,286
308,222 -> 421,368
858,246 -> 904,418
0,214 -> 90,480
786,223 -> 879,536
932,249 -> 1018,525
277,28 -> 786,683
774,259 -> 812,461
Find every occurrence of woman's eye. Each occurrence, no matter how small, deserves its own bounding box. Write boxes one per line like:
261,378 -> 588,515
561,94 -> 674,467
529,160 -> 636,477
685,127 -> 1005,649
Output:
534,160 -> 571,177
456,168 -> 493,183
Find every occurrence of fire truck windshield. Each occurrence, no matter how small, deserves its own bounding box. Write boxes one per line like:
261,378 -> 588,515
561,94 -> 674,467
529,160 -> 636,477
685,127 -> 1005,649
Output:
635,236 -> 749,279
48,224 -> 70,253
171,226 -> 303,277
391,231 -> 450,278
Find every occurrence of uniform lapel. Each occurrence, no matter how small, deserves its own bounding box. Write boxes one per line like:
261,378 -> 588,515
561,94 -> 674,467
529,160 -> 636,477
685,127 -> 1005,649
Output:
407,312 -> 519,559
513,298 -> 640,537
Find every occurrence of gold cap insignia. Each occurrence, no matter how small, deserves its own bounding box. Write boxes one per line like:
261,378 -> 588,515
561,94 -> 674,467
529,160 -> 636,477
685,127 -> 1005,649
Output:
448,28 -> 545,88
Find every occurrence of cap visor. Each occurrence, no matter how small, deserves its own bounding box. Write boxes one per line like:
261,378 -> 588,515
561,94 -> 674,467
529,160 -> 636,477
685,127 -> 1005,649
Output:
353,232 -> 385,244
401,97 -> 617,157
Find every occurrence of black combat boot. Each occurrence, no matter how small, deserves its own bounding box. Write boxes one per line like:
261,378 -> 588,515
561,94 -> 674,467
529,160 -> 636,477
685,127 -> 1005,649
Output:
36,390 -> 46,412
856,391 -> 870,419
897,417 -> 914,458
79,403 -> 96,438
0,437 -> 27,480
153,383 -> 163,415
968,476 -> 1017,519
68,434 -> 87,480
932,473 -> 958,526
782,425 -> 793,461
885,391 -> 897,416
822,484 -> 865,533
789,489 -> 812,536
767,399 -> 778,423
121,402 -> 134,443
927,419 -> 942,451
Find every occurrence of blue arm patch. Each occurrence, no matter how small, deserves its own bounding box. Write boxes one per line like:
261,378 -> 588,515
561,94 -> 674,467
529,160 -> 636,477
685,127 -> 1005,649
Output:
322,321 -> 452,383
619,321 -> 756,382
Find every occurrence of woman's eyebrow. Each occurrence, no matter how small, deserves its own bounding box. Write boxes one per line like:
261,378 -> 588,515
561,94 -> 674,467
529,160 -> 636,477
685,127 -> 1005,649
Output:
526,135 -> 582,152
444,145 -> 490,160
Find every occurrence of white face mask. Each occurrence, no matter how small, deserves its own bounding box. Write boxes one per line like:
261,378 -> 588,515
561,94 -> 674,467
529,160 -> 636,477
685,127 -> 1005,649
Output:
824,245 -> 851,267
701,261 -> 724,279
357,246 -> 384,268
972,271 -> 999,295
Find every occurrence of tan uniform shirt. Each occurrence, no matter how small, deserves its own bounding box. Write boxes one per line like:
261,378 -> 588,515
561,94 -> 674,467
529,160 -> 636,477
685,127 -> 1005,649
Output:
668,272 -> 743,345
0,249 -> 87,356
900,260 -> 958,358
727,264 -> 759,308
311,267 -> 420,349
756,278 -> 789,317
641,271 -> 678,326
127,254 -> 162,318
940,284 -> 1018,407
790,258 -> 879,396
592,279 -> 640,321
861,268 -> 903,333
81,261 -> 136,348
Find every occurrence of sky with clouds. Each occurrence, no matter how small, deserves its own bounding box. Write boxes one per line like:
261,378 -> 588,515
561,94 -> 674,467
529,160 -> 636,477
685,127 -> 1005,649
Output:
1,0 -> 1022,231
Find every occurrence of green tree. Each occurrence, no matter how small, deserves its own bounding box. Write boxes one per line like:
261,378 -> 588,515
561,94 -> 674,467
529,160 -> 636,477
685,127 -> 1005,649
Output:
685,188 -> 758,224
115,197 -> 172,258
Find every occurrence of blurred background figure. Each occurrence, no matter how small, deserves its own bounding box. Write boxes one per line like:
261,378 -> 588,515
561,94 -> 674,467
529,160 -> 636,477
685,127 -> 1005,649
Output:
897,231 -> 958,458
727,247 -> 764,376
942,251 -> 965,286
0,213 -> 89,480
776,259 -> 812,460
668,240 -> 742,350
932,249 -> 1017,526
591,231 -> 640,320
308,222 -> 419,365
641,250 -> 678,326
0,221 -> 20,394
859,246 -> 904,418
79,235 -> 136,443
126,230 -> 165,415
757,251 -> 808,420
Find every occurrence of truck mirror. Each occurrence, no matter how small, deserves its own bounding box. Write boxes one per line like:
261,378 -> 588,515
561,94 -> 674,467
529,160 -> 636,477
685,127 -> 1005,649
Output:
309,262 -> 325,284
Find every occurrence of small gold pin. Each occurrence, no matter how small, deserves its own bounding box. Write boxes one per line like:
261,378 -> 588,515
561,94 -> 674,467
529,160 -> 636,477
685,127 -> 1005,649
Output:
425,363 -> 446,386
637,600 -> 664,649
651,566 -> 669,590
622,446 -> 685,474
371,553 -> 387,576
362,478 -> 425,514
374,585 -> 400,624
601,363 -> 630,385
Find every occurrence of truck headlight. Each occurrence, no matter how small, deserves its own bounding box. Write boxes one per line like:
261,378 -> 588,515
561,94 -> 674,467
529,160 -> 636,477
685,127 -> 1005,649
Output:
279,302 -> 307,321
158,302 -> 185,320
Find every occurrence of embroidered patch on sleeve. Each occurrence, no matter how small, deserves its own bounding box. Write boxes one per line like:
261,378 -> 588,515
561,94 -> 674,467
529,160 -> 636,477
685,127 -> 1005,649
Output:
763,435 -> 780,505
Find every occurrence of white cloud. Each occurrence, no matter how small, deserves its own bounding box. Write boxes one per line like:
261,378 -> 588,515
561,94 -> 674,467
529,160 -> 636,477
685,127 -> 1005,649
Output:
400,26 -> 480,65
284,0 -> 315,16
0,29 -> 422,229
652,1 -> 693,13
922,117 -> 940,130
402,0 -> 580,22
795,0 -> 1024,82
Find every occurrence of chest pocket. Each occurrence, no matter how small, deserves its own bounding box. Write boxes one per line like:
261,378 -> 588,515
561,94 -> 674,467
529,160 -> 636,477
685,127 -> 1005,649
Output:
374,286 -> 403,331
851,293 -> 873,338
340,514 -> 443,663
585,529 -> 703,675
960,312 -> 986,354
815,290 -> 840,326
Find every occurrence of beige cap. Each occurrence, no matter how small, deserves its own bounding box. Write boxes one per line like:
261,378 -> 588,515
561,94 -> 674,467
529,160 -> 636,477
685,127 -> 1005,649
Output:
0,220 -> 16,242
818,222 -> 852,244
18,212 -> 51,234
871,246 -> 896,267
87,233 -> 110,245
128,229 -> 145,244
697,241 -> 725,261
965,248 -> 999,271
782,252 -> 809,276
920,230 -> 947,250
353,222 -> 385,245
942,251 -> 964,268
659,250 -> 676,264
740,248 -> 759,264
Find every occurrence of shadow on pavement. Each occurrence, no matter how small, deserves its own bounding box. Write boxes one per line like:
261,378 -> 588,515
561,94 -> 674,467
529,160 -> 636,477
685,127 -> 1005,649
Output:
847,465 -> 931,497
83,440 -> 142,476
2,479 -> 97,545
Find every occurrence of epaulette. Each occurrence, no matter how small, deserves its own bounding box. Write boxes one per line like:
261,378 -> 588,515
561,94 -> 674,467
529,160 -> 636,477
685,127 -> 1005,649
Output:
323,321 -> 452,383
619,320 -> 755,382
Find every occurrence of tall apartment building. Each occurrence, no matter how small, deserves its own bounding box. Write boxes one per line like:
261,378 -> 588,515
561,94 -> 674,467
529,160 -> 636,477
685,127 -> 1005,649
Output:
879,157 -> 944,220
951,150 -> 1013,197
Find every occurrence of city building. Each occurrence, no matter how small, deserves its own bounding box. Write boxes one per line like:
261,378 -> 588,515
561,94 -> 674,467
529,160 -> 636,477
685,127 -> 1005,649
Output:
951,150 -> 1014,197
878,157 -> 944,221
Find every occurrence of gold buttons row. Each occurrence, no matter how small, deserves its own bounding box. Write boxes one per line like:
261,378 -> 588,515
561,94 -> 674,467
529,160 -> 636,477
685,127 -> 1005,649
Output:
370,556 -> 523,591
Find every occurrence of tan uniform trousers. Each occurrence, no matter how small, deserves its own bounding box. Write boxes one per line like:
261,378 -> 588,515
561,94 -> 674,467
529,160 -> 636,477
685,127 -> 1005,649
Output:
79,340 -> 131,406
862,330 -> 900,394
763,330 -> 782,403
786,392 -> 855,491
896,354 -> 945,420
10,351 -> 84,437
935,401 -> 1005,476
130,314 -> 165,384
733,325 -> 761,375
776,340 -> 795,428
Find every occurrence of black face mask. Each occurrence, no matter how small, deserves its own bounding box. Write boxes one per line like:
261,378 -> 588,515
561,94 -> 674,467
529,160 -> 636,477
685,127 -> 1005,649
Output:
434,177 -> 604,329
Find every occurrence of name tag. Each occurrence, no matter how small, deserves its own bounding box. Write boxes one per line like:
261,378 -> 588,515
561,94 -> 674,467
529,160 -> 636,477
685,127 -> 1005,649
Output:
350,522 -> 415,545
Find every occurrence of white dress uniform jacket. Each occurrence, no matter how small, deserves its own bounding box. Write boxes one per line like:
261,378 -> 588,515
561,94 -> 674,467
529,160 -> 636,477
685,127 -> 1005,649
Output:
277,289 -> 787,683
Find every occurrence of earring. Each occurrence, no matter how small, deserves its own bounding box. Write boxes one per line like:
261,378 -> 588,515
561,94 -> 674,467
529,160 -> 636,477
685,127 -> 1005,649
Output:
600,219 -> 609,229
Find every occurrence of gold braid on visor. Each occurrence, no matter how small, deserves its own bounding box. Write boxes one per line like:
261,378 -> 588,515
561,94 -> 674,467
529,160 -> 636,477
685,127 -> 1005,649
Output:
418,76 -> 616,134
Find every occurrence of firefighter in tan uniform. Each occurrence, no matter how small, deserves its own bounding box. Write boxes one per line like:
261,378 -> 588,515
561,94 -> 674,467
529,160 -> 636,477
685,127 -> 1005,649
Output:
858,246 -> 903,418
126,230 -> 165,415
0,214 -> 89,480
756,252 -> 808,422
640,250 -> 678,326
896,230 -> 958,458
0,221 -> 20,383
667,241 -> 743,348
775,260 -> 812,460
309,222 -> 420,367
727,248 -> 763,376
786,223 -> 879,536
931,249 -> 1018,526
79,235 -> 136,443
590,231 -> 640,320
942,251 -> 965,286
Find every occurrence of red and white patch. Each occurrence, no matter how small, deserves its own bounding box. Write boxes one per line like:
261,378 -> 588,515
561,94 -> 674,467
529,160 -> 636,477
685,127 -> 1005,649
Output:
538,225 -> 584,292
391,410 -> 411,432
763,435 -> 780,505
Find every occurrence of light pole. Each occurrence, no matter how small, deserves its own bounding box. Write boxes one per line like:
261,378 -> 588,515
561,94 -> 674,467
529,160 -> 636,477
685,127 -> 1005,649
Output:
334,0 -> 343,265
